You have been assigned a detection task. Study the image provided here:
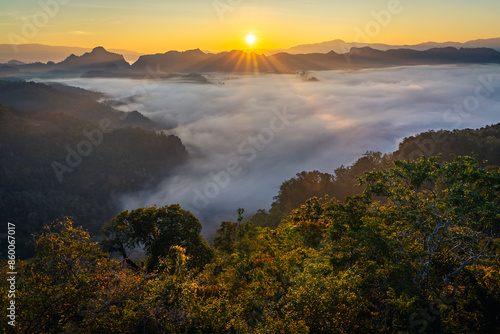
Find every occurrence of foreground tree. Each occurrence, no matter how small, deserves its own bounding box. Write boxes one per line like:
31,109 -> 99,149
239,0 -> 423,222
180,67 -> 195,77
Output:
102,204 -> 214,272
280,156 -> 500,332
360,155 -> 500,286
0,219 -> 156,333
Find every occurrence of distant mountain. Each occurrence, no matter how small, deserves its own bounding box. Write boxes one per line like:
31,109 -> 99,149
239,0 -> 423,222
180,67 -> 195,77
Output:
0,66 -> 21,76
0,44 -> 143,64
344,46 -> 500,67
2,46 -> 499,79
7,59 -> 25,65
132,49 -> 207,71
58,46 -> 130,70
2,40 -> 499,66
0,47 -> 133,78
126,46 -> 500,74
268,37 -> 500,55
131,49 -> 280,73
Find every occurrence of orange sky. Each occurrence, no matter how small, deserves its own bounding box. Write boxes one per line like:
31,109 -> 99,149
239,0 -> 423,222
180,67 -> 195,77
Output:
1,0 -> 499,53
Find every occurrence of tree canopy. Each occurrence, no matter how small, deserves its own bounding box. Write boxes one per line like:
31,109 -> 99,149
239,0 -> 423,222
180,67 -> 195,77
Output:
3,156 -> 499,333
102,204 -> 214,272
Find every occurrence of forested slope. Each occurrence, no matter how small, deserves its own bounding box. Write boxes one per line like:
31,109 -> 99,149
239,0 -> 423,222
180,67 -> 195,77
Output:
0,102 -> 187,258
1,155 -> 498,333
251,123 -> 500,228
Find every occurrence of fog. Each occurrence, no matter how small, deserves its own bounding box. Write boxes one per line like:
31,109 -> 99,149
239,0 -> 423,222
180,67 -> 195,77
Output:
41,65 -> 500,232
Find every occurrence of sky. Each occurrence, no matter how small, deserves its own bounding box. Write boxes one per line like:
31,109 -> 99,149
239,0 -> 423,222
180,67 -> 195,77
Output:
38,65 -> 500,232
1,0 -> 500,53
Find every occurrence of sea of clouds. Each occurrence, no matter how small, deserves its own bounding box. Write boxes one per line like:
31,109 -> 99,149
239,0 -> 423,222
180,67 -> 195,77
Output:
40,65 -> 500,233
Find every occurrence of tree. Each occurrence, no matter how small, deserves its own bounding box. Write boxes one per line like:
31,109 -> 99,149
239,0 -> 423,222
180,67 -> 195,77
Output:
285,197 -> 331,248
360,155 -> 500,286
102,205 -> 214,272
0,218 -> 154,333
272,171 -> 336,214
214,221 -> 238,253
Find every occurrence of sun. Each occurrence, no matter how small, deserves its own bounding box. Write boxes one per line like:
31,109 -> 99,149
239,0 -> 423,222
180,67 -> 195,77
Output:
246,33 -> 257,47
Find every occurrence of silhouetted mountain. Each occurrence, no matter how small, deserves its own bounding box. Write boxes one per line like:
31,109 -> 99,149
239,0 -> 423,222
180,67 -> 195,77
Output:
58,46 -> 130,70
125,49 -> 255,74
268,37 -> 500,55
345,46 -> 500,67
0,44 -> 143,64
0,47 -> 133,79
3,39 -> 498,66
7,60 -> 25,65
124,46 -> 500,74
3,46 -> 500,78
132,49 -> 207,72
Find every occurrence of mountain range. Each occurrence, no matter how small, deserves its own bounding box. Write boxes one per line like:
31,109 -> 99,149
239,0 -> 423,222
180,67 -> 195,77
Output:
267,37 -> 500,55
0,44 -> 144,64
1,45 -> 500,79
2,38 -> 499,65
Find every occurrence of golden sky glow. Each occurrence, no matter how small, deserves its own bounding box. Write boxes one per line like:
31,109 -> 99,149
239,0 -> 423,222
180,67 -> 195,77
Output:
246,33 -> 256,47
0,0 -> 499,53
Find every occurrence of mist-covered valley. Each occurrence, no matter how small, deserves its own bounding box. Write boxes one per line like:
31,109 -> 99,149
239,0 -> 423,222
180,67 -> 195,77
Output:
4,0 -> 500,329
37,64 -> 500,232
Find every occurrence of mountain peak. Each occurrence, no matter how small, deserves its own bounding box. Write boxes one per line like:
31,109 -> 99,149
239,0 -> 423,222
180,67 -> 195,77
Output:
91,46 -> 107,53
184,48 -> 205,55
58,46 -> 129,69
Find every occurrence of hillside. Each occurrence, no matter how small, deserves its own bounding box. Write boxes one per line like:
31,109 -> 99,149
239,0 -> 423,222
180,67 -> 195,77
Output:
0,80 -> 155,129
251,123 -> 500,228
0,101 -> 188,258
3,139 -> 498,333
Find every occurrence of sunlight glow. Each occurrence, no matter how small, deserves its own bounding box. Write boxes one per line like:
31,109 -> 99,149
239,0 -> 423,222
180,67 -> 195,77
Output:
246,33 -> 257,46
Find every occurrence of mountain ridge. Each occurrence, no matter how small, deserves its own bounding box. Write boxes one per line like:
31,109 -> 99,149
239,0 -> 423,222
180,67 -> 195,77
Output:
0,43 -> 143,64
1,45 -> 499,79
267,37 -> 500,55
58,46 -> 130,70
1,38 -> 500,65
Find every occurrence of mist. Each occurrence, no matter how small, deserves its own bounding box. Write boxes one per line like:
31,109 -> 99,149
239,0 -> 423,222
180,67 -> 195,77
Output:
39,65 -> 500,233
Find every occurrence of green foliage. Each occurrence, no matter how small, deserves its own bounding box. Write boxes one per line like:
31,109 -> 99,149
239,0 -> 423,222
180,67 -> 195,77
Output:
214,221 -> 238,253
396,124 -> 500,167
285,197 -> 331,248
360,155 -> 500,286
250,153 -> 390,229
0,219 -> 155,333
102,205 -> 214,272
3,157 -> 499,333
252,122 -> 500,231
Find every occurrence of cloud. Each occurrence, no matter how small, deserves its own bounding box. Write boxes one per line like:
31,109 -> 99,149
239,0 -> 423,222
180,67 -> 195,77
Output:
42,65 -> 500,234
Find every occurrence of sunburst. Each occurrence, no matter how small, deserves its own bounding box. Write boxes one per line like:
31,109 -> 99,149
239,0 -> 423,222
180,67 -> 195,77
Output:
246,33 -> 257,46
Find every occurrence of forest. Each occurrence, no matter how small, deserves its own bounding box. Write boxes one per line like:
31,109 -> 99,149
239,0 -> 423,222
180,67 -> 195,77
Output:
1,120 -> 499,332
0,80 -> 187,258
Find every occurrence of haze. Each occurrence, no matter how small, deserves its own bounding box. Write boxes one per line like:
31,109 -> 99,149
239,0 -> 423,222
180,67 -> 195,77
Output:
39,64 -> 500,231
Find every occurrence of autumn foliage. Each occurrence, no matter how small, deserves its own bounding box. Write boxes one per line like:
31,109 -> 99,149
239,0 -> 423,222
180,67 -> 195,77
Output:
1,156 -> 499,333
